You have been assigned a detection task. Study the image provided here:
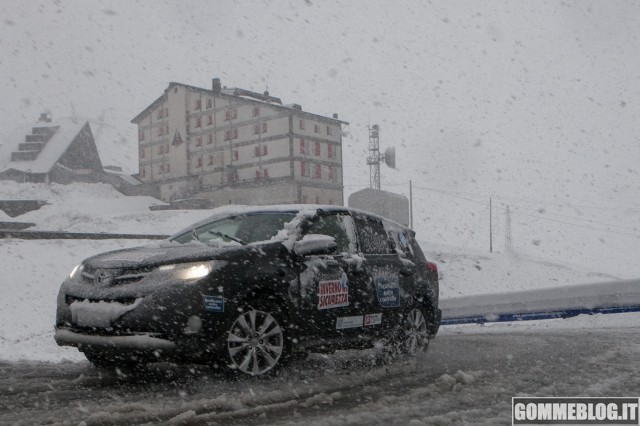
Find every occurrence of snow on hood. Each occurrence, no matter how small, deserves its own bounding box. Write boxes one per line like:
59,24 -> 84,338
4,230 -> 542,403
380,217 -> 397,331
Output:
82,241 -> 241,269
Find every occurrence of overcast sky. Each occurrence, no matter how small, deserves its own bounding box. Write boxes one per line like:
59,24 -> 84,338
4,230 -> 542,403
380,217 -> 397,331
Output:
1,0 -> 639,271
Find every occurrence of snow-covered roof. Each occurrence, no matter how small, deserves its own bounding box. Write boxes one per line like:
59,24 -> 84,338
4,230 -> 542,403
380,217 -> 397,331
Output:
0,117 -> 89,174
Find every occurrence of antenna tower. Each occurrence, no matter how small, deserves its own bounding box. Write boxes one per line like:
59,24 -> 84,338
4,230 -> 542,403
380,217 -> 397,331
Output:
366,124 -> 381,189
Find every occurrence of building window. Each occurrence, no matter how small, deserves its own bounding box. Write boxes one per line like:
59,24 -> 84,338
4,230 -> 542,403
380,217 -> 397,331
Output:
328,166 -> 334,181
314,124 -> 320,133
315,141 -> 321,156
139,131 -> 145,141
225,109 -> 237,121
141,168 -> 146,178
207,115 -> 213,125
158,145 -> 163,155
326,126 -> 332,136
299,139 -> 305,154
327,144 -> 334,159
157,127 -> 163,136
196,137 -> 203,146
262,122 -> 267,133
233,128 -> 238,139
263,145 -> 268,156
140,148 -> 145,159
299,119 -> 305,130
197,157 -> 203,168
315,164 -> 322,179
256,169 -> 261,179
166,163 -> 170,173
263,168 -> 269,177
157,109 -> 163,119
196,118 -> 202,128
253,106 -> 260,117
255,146 -> 260,157
301,161 -> 306,177
160,164 -> 165,174
233,150 -> 239,161
206,98 -> 212,109
195,99 -> 201,110
208,134 -> 214,144
254,124 -> 260,135
208,155 -> 214,166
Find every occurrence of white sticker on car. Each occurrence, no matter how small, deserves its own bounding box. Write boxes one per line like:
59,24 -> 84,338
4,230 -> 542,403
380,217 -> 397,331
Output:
318,272 -> 349,310
364,313 -> 382,326
336,315 -> 363,329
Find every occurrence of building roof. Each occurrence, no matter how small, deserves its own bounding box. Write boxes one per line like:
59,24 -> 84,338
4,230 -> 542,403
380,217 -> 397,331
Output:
0,117 -> 90,174
131,79 -> 348,125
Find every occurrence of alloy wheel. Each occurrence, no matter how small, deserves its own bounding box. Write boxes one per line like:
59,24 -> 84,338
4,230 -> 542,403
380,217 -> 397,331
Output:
404,308 -> 429,355
227,309 -> 284,375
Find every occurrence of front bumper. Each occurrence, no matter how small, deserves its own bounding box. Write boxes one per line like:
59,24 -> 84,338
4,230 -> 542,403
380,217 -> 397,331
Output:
54,327 -> 177,352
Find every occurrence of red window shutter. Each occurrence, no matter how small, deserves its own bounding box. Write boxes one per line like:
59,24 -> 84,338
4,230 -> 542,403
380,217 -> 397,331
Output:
300,139 -> 305,154
262,145 -> 268,156
315,164 -> 321,178
264,168 -> 269,177
315,141 -> 321,156
255,146 -> 260,157
262,122 -> 267,133
233,128 -> 238,139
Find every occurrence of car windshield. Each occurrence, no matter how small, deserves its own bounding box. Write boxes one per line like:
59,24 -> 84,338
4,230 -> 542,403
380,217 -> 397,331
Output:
170,212 -> 296,245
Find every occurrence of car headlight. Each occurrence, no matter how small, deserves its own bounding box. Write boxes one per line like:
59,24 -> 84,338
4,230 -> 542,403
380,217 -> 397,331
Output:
157,261 -> 225,281
69,263 -> 84,279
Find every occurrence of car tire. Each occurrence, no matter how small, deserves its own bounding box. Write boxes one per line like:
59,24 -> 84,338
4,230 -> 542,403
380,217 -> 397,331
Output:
225,306 -> 290,376
400,307 -> 430,355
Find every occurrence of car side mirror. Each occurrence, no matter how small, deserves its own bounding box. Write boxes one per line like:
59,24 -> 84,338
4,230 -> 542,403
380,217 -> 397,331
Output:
293,234 -> 337,256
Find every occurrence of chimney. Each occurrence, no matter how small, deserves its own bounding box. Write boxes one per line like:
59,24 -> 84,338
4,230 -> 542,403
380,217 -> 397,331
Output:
212,78 -> 221,94
39,113 -> 52,123
333,113 -> 339,119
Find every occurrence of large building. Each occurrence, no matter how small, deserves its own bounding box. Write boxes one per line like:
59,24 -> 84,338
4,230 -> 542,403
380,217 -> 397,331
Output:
131,78 -> 347,206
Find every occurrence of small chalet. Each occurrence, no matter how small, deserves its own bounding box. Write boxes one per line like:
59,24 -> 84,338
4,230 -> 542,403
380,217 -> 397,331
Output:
0,113 -> 104,184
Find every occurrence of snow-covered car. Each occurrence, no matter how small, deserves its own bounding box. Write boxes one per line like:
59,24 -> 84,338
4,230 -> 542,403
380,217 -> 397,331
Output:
54,205 -> 440,376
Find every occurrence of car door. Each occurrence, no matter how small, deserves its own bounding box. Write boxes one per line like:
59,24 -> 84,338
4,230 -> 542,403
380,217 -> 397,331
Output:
351,213 -> 408,334
296,212 -> 367,343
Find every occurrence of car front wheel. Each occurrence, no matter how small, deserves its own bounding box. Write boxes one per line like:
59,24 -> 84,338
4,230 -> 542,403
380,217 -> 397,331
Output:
226,308 -> 286,376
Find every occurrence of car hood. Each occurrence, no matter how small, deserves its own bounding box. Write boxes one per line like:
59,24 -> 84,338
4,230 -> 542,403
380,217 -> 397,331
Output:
82,241 -> 254,269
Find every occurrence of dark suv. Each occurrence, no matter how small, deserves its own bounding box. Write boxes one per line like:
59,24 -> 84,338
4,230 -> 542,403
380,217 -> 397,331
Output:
55,205 -> 440,376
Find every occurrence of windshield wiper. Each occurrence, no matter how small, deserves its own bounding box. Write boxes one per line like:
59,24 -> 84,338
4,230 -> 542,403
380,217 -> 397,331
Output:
208,231 -> 247,245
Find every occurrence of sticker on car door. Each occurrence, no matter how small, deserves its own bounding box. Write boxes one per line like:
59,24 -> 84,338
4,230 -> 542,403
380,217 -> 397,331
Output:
375,276 -> 400,308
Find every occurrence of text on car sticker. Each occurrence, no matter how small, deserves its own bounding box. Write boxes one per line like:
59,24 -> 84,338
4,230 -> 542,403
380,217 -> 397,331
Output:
336,315 -> 363,329
203,295 -> 224,313
364,313 -> 382,326
318,272 -> 349,310
376,276 -> 400,308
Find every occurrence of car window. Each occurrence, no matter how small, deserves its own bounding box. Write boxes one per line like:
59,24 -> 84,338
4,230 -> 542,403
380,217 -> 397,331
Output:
304,213 -> 354,254
353,215 -> 394,254
389,229 -> 415,258
171,212 -> 295,244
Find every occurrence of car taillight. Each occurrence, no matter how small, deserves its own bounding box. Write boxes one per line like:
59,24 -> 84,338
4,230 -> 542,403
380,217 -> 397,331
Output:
426,261 -> 438,273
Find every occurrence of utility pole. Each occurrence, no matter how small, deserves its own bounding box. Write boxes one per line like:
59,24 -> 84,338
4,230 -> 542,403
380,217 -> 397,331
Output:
409,180 -> 413,229
489,197 -> 493,253
505,205 -> 513,253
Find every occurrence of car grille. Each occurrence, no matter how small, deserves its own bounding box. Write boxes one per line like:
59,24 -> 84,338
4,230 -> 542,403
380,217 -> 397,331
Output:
81,266 -> 155,286
65,295 -> 139,306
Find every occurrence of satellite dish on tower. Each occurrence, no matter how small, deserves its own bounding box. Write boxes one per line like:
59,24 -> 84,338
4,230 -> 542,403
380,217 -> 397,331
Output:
384,146 -> 396,169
